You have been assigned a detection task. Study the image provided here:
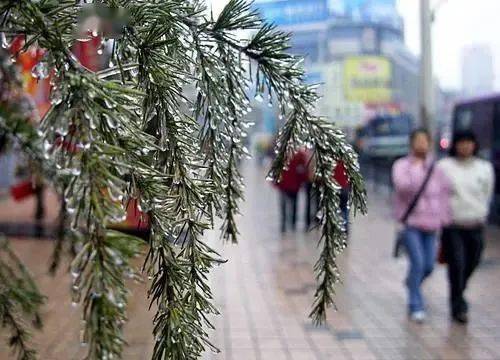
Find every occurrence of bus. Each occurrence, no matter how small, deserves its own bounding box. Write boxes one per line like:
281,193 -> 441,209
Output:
452,93 -> 500,223
358,113 -> 414,160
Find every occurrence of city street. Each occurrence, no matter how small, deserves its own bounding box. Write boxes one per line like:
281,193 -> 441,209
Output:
1,162 -> 500,360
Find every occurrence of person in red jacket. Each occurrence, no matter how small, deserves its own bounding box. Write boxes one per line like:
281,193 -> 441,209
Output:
275,150 -> 308,233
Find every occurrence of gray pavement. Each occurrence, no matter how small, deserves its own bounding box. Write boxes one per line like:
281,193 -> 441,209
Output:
1,161 -> 500,359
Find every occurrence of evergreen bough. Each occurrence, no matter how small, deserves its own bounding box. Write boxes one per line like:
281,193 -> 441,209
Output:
0,1 -> 367,359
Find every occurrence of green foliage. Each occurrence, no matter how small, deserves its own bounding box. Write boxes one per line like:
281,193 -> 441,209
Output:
0,0 -> 367,359
0,236 -> 45,360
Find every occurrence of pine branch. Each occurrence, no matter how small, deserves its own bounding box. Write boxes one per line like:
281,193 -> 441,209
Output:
0,236 -> 45,360
0,1 -> 367,359
202,0 -> 367,323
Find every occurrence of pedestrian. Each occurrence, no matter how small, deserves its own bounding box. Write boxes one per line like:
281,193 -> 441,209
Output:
304,149 -> 317,230
392,128 -> 449,323
275,149 -> 308,233
438,130 -> 495,324
333,160 -> 350,234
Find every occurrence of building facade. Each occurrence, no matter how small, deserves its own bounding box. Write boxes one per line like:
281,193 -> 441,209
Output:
253,0 -> 422,139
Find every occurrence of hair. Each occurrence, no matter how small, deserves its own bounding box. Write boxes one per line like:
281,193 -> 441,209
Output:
449,130 -> 479,157
409,128 -> 431,145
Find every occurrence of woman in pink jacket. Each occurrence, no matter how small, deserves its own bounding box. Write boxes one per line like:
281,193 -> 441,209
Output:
392,129 -> 449,323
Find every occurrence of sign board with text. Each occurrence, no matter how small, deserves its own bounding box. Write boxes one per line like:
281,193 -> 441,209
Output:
343,56 -> 392,103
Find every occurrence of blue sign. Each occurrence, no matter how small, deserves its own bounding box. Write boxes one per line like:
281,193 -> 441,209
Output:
253,0 -> 329,26
344,0 -> 401,30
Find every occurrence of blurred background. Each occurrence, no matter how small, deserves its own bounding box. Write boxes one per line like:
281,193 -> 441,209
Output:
1,1 -> 500,359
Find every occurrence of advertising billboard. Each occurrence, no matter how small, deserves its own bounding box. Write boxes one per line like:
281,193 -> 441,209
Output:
344,0 -> 402,30
343,56 -> 392,103
253,0 -> 329,26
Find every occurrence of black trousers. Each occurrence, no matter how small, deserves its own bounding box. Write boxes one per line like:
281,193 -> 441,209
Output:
305,182 -> 318,229
442,226 -> 484,316
280,191 -> 298,232
305,183 -> 349,232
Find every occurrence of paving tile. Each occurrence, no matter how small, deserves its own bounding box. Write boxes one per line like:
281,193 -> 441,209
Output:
290,350 -> 318,360
259,349 -> 289,360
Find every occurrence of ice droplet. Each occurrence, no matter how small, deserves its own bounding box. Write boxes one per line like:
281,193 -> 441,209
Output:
254,93 -> 263,103
1,33 -> 10,49
50,88 -> 63,105
31,61 -> 49,80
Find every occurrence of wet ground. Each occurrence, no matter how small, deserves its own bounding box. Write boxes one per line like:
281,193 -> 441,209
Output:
1,162 -> 500,359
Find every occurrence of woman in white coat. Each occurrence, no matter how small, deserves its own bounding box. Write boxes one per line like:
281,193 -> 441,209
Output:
439,130 -> 495,324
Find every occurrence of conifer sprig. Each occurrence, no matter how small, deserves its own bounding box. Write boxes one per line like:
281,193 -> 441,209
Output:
0,0 -> 366,359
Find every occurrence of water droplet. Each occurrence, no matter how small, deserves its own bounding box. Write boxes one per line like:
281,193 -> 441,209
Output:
50,88 -> 63,105
104,99 -> 116,109
103,114 -> 117,129
254,93 -> 263,102
71,168 -> 81,176
1,33 -> 10,49
31,61 -> 49,80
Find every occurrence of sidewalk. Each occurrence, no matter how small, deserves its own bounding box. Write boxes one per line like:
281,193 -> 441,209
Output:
1,162 -> 500,359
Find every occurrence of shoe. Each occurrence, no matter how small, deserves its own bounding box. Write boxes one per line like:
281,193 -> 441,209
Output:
452,312 -> 468,324
410,311 -> 426,323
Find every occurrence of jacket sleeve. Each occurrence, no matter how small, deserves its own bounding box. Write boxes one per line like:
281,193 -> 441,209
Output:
485,162 -> 495,205
392,159 -> 415,196
436,163 -> 453,226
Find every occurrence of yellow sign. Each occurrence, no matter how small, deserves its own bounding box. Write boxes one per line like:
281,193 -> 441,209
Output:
344,56 -> 392,103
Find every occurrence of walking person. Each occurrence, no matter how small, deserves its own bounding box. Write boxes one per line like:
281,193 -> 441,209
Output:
438,130 -> 495,324
304,149 -> 317,230
333,161 -> 350,234
275,149 -> 308,233
392,129 -> 449,323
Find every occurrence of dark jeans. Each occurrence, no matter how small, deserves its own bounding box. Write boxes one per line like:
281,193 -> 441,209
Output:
442,226 -> 484,316
280,191 -> 298,232
339,188 -> 349,234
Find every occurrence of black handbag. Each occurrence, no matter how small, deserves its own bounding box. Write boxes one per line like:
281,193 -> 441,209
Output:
393,162 -> 436,258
